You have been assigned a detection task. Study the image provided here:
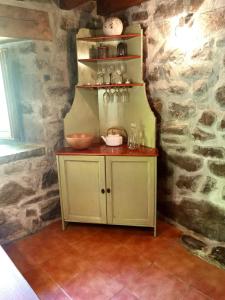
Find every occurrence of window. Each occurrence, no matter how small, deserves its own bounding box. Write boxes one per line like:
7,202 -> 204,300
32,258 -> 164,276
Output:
0,40 -> 44,146
0,55 -> 11,139
0,40 -> 46,164
0,47 -> 21,142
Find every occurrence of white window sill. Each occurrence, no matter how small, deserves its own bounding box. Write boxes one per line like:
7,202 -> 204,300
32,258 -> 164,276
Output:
0,142 -> 46,165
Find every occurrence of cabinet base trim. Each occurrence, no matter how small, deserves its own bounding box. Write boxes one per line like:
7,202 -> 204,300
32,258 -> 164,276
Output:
63,220 -> 156,232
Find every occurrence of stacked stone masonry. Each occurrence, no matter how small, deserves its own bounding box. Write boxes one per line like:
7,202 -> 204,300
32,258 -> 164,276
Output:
116,0 -> 225,241
0,0 -> 102,244
2,0 -> 225,244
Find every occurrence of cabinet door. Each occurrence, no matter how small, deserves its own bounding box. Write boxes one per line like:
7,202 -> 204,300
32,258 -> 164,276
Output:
58,155 -> 107,224
106,156 -> 156,227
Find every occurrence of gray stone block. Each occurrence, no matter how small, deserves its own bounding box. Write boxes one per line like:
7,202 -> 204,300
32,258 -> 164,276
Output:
40,198 -> 60,221
201,176 -> 217,194
208,161 -> 225,177
192,128 -> 216,141
0,221 -> 23,240
193,146 -> 224,159
198,111 -> 216,126
158,198 -> 225,241
211,247 -> 225,267
216,86 -> 225,107
181,235 -> 206,250
0,182 -> 35,206
176,175 -> 201,192
42,169 -> 58,189
168,154 -> 203,172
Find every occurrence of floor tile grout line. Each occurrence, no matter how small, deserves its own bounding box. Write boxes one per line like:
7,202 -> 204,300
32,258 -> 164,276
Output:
4,220 -> 225,300
187,283 -> 215,300
36,263 -> 76,300
151,262 -> 214,300
151,261 -> 193,287
109,287 -> 126,300
109,287 -> 139,300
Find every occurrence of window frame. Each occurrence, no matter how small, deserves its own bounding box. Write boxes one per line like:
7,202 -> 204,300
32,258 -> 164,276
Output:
0,46 -> 23,143
0,58 -> 12,140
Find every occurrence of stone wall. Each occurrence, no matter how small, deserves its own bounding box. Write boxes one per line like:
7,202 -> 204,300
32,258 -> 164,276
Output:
117,0 -> 225,241
2,0 -> 225,245
0,0 -> 102,244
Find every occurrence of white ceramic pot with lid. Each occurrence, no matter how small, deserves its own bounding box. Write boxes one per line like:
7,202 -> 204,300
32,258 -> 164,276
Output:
101,134 -> 123,146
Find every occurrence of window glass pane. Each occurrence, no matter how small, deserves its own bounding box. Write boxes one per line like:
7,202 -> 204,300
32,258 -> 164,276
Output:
0,62 -> 11,139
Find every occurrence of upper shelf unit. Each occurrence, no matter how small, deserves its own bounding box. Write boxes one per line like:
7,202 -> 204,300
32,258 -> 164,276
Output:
76,28 -> 143,88
77,33 -> 141,42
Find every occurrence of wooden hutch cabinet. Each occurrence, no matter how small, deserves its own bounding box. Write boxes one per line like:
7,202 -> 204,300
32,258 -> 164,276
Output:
56,24 -> 158,236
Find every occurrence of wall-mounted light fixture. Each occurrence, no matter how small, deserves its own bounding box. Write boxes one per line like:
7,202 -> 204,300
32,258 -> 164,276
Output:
178,13 -> 194,28
168,12 -> 204,55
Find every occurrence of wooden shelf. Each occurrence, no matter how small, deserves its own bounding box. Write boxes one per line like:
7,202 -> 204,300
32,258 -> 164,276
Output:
56,144 -> 158,157
77,83 -> 144,89
77,33 -> 141,42
78,55 -> 141,63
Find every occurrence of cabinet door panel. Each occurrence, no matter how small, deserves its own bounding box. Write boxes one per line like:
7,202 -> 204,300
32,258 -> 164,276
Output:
106,156 -> 156,227
58,156 -> 106,224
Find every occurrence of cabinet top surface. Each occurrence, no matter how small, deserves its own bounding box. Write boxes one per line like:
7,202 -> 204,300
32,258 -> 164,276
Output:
56,144 -> 158,157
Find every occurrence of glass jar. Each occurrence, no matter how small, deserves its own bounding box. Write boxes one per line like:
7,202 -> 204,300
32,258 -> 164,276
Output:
89,45 -> 97,59
117,42 -> 127,57
128,123 -> 138,150
98,44 -> 108,58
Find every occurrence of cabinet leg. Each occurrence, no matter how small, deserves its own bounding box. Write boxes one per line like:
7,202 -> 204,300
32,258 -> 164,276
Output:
153,226 -> 157,237
61,219 -> 68,231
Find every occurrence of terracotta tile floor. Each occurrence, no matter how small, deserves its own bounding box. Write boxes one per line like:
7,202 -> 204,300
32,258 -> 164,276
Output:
3,220 -> 225,300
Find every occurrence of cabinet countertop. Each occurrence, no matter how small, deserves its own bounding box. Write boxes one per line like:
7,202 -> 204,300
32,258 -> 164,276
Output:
56,144 -> 158,157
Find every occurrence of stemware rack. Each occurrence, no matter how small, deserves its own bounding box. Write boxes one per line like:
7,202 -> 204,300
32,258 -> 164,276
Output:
78,55 -> 141,63
77,83 -> 144,89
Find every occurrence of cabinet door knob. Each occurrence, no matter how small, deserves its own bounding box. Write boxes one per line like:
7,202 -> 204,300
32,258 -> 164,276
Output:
101,189 -> 105,194
107,188 -> 111,193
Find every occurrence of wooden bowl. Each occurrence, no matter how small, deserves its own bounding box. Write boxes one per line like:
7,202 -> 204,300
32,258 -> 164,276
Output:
65,133 -> 95,149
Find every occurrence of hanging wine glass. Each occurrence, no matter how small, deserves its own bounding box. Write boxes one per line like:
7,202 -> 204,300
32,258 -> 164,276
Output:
101,65 -> 107,84
115,64 -> 122,84
121,87 -> 127,103
126,88 -> 129,102
96,64 -> 103,85
120,63 -> 126,84
113,88 -> 119,103
118,88 -> 122,103
107,64 -> 115,84
124,88 -> 129,103
109,88 -> 115,103
103,88 -> 110,105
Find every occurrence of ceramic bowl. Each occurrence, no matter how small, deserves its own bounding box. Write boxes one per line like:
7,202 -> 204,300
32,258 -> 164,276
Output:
65,133 -> 95,149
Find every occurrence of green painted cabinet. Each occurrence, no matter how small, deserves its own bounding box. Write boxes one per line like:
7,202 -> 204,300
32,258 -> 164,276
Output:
57,154 -> 156,234
57,24 -> 157,235
57,155 -> 107,228
106,156 -> 156,228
